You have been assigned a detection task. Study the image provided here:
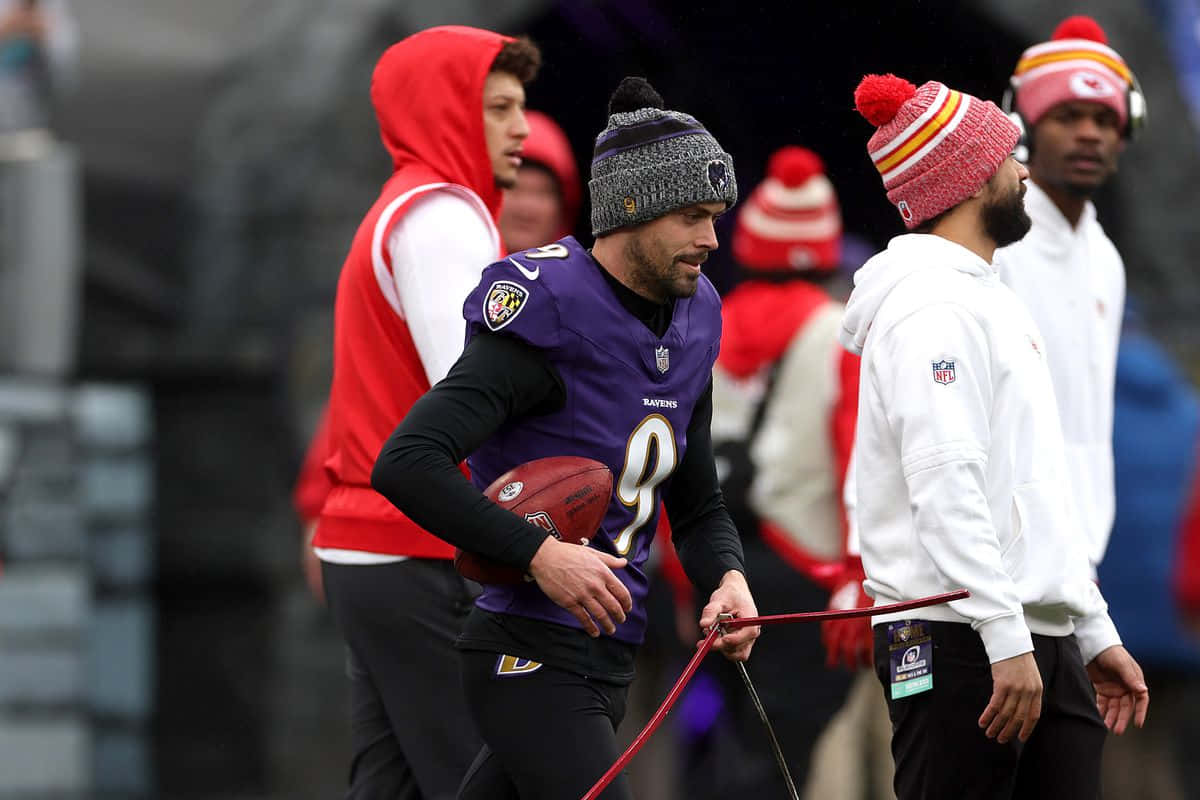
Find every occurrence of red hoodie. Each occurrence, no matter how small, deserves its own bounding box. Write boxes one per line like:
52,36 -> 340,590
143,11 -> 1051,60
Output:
521,110 -> 582,238
310,26 -> 510,558
1176,456 -> 1200,621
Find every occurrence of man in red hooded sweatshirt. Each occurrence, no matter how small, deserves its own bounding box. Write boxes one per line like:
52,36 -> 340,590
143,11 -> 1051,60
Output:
296,109 -> 579,606
309,26 -> 540,800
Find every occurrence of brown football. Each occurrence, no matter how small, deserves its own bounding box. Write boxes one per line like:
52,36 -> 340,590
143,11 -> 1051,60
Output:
455,456 -> 614,585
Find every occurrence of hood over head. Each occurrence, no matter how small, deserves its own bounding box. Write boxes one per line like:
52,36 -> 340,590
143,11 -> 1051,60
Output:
522,111 -> 582,236
371,25 -> 513,217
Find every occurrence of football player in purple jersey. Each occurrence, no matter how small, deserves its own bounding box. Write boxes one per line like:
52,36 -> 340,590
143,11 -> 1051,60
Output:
372,77 -> 758,800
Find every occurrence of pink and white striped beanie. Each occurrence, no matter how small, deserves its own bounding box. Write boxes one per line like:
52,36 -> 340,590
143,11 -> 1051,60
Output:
1011,16 -> 1131,129
854,74 -> 1019,229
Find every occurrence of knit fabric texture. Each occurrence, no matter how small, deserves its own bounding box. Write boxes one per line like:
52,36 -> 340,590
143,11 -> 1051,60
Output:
865,80 -> 1019,229
589,107 -> 737,236
1012,34 -> 1132,127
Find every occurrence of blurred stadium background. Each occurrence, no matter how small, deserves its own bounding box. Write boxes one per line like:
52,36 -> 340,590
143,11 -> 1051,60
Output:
1,0 -> 1199,797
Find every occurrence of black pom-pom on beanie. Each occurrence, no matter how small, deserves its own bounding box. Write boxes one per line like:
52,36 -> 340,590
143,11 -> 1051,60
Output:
607,77 -> 665,116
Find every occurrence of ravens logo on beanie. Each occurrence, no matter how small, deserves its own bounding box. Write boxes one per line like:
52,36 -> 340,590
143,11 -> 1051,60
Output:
589,77 -> 737,236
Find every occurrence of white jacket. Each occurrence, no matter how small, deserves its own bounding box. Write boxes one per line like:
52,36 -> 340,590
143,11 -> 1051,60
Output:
713,303 -> 849,562
994,181 -> 1125,570
840,234 -> 1120,664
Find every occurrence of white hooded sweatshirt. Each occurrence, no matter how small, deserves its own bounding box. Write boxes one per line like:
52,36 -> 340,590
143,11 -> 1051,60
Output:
840,233 -> 1120,664
995,181 -> 1125,571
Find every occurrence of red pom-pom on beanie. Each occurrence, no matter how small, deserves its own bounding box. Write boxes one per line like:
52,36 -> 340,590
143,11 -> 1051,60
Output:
1052,15 -> 1108,44
854,74 -> 918,127
767,146 -> 824,188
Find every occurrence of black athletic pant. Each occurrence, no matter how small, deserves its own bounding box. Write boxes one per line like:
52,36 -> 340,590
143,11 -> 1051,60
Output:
873,621 -> 1106,800
457,650 -> 631,800
323,559 -> 482,800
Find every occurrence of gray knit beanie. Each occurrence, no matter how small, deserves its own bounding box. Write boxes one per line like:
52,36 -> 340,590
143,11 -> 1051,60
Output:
589,77 -> 737,237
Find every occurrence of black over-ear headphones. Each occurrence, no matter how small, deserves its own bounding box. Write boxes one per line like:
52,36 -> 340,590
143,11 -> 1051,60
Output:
1001,67 -> 1147,164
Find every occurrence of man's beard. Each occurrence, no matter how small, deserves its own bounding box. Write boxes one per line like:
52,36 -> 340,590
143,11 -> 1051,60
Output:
626,236 -> 697,301
982,184 -> 1032,248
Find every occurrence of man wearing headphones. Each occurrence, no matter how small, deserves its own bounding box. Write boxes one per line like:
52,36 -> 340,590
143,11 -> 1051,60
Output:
996,15 -> 1141,576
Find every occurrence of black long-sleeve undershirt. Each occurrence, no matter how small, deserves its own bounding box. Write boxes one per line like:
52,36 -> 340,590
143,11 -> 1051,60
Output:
371,331 -> 745,592
372,332 -> 565,569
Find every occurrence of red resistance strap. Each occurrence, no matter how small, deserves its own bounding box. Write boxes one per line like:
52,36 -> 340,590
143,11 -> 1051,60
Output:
580,590 -> 970,800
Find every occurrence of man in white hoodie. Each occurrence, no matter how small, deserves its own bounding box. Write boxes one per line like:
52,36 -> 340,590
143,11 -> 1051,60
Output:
843,72 -> 1147,800
995,15 -> 1137,574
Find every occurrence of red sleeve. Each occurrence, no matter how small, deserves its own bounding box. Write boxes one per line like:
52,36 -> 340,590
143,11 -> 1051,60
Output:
830,347 -> 861,556
1175,447 -> 1200,618
655,508 -> 694,608
293,409 -> 335,523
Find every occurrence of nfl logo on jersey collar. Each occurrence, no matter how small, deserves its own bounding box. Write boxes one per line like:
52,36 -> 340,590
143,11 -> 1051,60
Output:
655,345 -> 670,374
932,360 -> 956,385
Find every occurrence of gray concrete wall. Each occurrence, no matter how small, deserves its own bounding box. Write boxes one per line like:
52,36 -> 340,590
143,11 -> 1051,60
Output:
0,380 -> 154,799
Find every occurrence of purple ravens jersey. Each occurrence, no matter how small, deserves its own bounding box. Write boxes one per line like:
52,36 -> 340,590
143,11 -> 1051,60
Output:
462,237 -> 722,644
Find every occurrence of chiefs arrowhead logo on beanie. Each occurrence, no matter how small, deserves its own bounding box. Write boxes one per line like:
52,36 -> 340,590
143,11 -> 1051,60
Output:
1011,16 -> 1132,129
854,73 -> 1019,229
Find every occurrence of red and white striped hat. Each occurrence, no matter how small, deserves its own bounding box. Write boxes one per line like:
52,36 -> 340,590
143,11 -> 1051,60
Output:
1011,16 -> 1131,128
854,74 -> 1019,229
732,146 -> 841,272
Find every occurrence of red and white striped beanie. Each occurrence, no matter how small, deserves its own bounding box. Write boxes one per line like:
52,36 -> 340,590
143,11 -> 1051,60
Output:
1012,16 -> 1131,128
854,74 -> 1019,229
733,146 -> 841,272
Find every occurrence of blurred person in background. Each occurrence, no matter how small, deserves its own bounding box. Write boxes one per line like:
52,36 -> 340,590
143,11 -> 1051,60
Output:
845,72 -> 1146,799
705,145 -> 857,795
498,109 -> 581,253
0,0 -> 76,153
308,26 -> 538,800
1177,434 -> 1200,793
293,414 -> 333,604
1098,310 -> 1200,799
994,15 -> 1136,578
812,455 -> 897,800
993,17 -> 1172,795
1180,474 -> 1200,639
